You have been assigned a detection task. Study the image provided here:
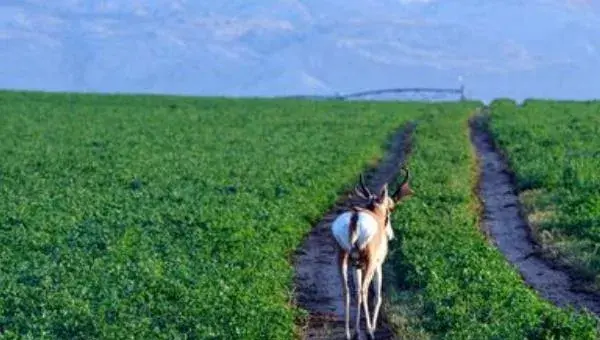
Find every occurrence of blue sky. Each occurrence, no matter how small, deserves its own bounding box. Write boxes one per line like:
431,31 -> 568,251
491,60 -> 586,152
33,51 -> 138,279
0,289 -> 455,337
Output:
1,0 -> 599,102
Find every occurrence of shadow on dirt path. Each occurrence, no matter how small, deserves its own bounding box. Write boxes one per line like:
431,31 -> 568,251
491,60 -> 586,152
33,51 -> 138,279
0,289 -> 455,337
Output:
293,122 -> 415,340
470,109 -> 600,317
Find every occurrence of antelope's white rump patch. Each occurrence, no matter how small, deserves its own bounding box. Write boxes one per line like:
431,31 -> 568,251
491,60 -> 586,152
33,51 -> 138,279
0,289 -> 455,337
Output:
331,211 -> 378,252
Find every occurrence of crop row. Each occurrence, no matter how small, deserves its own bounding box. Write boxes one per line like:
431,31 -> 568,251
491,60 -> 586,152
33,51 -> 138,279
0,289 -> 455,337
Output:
384,103 -> 599,339
0,91 -> 424,339
489,99 -> 600,291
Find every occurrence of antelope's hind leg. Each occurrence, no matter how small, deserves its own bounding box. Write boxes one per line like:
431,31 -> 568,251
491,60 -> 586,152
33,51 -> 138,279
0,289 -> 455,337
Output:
361,261 -> 378,340
338,250 -> 351,340
354,267 -> 363,339
371,264 -> 383,336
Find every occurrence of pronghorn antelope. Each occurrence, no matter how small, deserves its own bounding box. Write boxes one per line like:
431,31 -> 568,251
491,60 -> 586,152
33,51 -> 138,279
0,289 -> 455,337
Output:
331,166 -> 413,340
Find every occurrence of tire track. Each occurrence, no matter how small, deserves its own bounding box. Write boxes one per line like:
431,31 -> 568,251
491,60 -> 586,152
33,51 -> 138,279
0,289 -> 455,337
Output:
470,109 -> 600,316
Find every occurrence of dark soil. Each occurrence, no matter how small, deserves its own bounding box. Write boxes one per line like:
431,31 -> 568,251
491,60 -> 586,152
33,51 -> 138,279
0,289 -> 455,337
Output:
470,111 -> 600,316
293,123 -> 415,340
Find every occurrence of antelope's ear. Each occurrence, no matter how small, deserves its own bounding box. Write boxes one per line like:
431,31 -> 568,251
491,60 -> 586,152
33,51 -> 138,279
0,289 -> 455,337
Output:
376,184 -> 388,203
391,165 -> 412,202
397,182 -> 414,200
379,183 -> 388,197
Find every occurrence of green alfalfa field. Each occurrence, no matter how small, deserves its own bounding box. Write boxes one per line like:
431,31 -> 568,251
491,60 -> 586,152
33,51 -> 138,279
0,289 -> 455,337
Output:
489,99 -> 600,292
0,90 -> 598,339
383,101 -> 599,339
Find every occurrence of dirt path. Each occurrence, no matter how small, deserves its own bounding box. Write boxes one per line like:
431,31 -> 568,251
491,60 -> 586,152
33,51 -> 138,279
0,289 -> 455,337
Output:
470,111 -> 600,316
294,123 -> 414,340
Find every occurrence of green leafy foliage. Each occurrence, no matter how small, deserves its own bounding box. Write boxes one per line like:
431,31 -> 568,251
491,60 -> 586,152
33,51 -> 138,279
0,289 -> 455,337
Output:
1,90 -> 597,339
388,103 -> 599,339
489,99 -> 600,290
0,91 -> 424,339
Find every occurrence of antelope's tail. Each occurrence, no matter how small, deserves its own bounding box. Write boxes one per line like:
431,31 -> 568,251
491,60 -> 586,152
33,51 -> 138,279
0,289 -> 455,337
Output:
348,208 -> 361,267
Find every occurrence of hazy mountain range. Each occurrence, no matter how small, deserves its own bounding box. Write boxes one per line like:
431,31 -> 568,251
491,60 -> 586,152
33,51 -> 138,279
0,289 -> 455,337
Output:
1,0 -> 599,102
